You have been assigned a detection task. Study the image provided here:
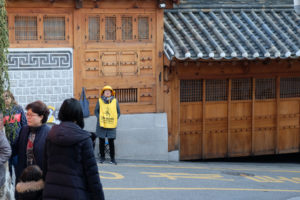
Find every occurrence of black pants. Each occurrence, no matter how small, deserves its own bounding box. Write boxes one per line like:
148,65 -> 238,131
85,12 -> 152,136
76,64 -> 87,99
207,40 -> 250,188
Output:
99,138 -> 115,159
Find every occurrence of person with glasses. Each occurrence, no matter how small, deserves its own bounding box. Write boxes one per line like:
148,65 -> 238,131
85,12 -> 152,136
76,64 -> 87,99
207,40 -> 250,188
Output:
14,101 -> 50,184
2,90 -> 27,176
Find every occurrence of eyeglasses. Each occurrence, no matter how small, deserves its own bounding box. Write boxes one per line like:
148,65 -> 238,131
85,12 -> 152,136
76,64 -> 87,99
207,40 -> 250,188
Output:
26,113 -> 39,118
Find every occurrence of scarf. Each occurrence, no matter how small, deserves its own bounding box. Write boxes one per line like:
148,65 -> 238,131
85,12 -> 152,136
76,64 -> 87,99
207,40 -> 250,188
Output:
26,126 -> 41,166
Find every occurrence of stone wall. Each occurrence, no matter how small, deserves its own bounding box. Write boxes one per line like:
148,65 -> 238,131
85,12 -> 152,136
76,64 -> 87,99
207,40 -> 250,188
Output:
7,48 -> 74,109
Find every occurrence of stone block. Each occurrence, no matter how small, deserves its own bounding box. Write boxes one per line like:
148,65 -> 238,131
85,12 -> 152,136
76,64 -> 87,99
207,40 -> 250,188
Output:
59,79 -> 65,86
22,71 -> 30,79
14,72 -> 22,80
8,72 -> 14,80
54,87 -> 61,94
27,80 -> 34,87
10,80 -> 18,87
53,71 -> 61,78
66,79 -> 72,85
45,71 -> 52,79
23,88 -> 30,96
43,95 -> 50,103
27,96 -> 34,103
42,79 -> 50,87
62,87 -> 68,94
30,71 -> 37,79
18,80 -> 25,87
50,95 -> 58,102
38,87 -> 45,95
50,79 -> 58,86
30,87 -> 37,95
34,79 -> 42,87
46,87 -> 53,95
19,96 -> 27,104
38,71 -> 45,79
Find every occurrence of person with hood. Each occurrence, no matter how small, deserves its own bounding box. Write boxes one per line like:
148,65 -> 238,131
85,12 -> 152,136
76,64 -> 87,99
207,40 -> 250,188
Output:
15,165 -> 44,200
14,101 -> 50,183
94,85 -> 120,164
43,98 -> 105,200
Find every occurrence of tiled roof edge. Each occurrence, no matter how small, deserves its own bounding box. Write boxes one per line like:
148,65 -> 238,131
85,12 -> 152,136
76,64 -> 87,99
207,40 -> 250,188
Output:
174,4 -> 293,9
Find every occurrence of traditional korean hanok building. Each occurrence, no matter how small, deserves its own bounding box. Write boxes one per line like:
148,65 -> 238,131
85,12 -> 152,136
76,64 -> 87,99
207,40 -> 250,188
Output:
6,0 -> 177,160
164,0 -> 300,160
5,0 -> 300,161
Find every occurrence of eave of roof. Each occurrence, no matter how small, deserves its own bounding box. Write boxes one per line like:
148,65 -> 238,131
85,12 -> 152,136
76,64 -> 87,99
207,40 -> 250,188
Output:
164,6 -> 300,61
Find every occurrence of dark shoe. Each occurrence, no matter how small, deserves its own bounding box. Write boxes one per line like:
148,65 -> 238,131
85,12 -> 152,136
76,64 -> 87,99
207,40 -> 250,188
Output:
100,157 -> 105,164
110,159 -> 117,165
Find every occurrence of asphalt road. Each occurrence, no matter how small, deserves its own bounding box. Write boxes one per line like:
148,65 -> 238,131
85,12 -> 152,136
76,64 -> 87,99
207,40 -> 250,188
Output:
97,158 -> 300,200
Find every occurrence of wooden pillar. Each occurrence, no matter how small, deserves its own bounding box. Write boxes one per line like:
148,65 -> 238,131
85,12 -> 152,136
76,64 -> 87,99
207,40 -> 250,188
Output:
202,79 -> 206,159
173,68 -> 180,150
155,9 -> 164,112
227,79 -> 231,157
276,76 -> 280,154
251,78 -> 255,155
73,9 -> 83,99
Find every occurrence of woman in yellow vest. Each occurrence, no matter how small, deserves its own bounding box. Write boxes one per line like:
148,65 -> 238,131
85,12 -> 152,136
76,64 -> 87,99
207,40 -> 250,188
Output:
94,85 -> 120,164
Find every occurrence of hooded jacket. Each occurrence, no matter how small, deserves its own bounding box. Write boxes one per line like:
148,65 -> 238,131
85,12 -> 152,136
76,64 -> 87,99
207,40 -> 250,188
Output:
15,179 -> 44,200
43,121 -> 105,200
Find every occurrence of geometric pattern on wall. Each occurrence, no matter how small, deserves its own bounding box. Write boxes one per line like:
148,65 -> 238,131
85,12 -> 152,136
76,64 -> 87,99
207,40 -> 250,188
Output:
7,50 -> 72,70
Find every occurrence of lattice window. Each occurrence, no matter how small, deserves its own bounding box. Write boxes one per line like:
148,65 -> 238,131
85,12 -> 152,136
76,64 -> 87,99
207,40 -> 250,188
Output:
180,80 -> 203,102
231,78 -> 252,100
15,16 -> 37,40
43,16 -> 65,40
256,78 -> 276,99
280,77 -> 300,98
115,88 -> 137,103
138,17 -> 149,40
122,17 -> 133,40
105,17 -> 116,40
206,79 -> 228,101
88,16 -> 100,41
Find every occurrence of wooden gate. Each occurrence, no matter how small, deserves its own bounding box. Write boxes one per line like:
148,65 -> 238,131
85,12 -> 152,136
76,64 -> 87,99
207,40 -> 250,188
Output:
179,77 -> 300,160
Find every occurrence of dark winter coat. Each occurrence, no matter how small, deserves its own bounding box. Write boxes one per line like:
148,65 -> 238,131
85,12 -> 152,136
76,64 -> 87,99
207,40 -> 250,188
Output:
15,179 -> 44,200
43,121 -> 105,200
94,97 -> 120,139
14,124 -> 50,182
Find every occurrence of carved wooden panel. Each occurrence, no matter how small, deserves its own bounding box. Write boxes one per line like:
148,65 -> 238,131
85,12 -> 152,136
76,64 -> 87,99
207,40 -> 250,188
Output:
100,52 -> 118,76
139,50 -> 153,76
85,51 -> 100,78
119,51 -> 138,76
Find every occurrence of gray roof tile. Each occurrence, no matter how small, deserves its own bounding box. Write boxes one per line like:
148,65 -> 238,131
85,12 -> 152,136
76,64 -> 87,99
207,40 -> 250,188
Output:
164,8 -> 300,60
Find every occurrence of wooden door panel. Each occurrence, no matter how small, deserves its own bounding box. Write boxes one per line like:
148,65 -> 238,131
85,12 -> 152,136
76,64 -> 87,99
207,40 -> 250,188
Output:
203,103 -> 227,159
229,102 -> 252,157
253,101 -> 276,155
278,100 -> 300,153
180,103 -> 202,160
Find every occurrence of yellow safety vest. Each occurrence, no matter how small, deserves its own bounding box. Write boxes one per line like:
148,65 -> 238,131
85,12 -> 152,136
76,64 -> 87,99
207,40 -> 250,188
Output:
99,98 -> 118,128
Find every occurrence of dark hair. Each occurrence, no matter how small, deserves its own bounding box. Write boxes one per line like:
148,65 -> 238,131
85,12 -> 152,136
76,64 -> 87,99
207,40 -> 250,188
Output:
58,98 -> 84,129
20,165 -> 43,182
26,100 -> 50,124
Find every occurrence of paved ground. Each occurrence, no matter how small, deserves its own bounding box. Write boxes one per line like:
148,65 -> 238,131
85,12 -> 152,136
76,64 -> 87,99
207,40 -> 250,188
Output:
97,157 -> 300,200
